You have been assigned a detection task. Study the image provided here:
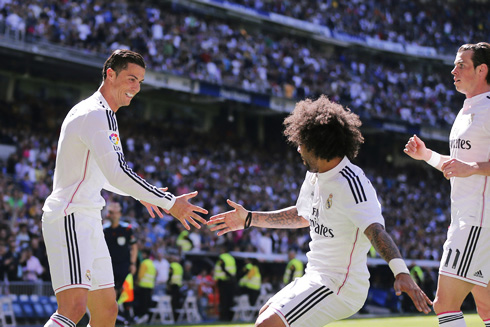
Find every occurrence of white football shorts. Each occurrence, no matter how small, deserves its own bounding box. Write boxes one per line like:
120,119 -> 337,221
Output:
439,224 -> 490,287
266,273 -> 364,327
42,211 -> 115,294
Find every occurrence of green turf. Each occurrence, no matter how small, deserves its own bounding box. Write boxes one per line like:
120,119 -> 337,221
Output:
142,313 -> 484,327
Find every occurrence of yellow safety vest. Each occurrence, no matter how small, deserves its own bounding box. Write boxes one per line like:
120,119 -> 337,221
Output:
283,258 -> 304,284
138,259 -> 156,289
169,262 -> 184,287
176,230 -> 192,252
214,253 -> 236,281
239,263 -> 261,291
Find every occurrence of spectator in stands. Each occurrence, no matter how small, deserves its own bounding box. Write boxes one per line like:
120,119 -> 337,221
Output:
153,250 -> 170,295
103,201 -> 137,324
238,258 -> 261,305
404,42 -> 490,327
208,95 -> 432,326
283,249 -> 304,286
40,49 -> 207,327
167,255 -> 184,319
213,246 -> 237,321
19,247 -> 43,281
134,248 -> 157,324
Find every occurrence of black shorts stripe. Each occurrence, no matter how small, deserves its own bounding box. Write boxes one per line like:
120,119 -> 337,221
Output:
64,214 -> 81,284
457,226 -> 481,277
285,286 -> 333,324
340,167 -> 367,204
116,152 -> 174,201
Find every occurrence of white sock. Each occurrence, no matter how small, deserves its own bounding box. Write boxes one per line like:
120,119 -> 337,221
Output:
438,312 -> 466,327
484,319 -> 490,327
44,313 -> 76,327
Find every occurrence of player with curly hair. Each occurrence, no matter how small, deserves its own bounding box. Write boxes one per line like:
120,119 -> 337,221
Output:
208,95 -> 432,326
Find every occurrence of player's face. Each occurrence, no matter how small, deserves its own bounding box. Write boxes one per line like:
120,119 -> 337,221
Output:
108,63 -> 145,110
298,145 -> 319,173
451,50 -> 480,98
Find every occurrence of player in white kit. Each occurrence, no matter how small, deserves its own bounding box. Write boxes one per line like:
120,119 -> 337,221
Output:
41,49 -> 208,327
208,96 -> 432,327
404,42 -> 490,327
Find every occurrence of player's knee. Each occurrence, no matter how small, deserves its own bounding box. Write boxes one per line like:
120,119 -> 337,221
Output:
89,301 -> 118,326
58,300 -> 87,323
255,307 -> 285,327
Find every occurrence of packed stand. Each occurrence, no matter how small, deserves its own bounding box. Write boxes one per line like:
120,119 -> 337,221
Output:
229,0 -> 490,55
0,0 -> 471,127
0,95 -> 450,274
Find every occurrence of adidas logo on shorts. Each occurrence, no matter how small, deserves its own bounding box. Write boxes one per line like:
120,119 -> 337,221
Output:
473,270 -> 484,278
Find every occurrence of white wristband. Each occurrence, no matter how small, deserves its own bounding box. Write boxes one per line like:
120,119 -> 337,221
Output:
426,151 -> 440,167
388,258 -> 409,277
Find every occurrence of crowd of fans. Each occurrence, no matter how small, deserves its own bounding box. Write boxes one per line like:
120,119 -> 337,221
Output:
0,0 -> 471,317
230,0 -> 489,55
0,94 -> 451,286
0,0 -> 477,128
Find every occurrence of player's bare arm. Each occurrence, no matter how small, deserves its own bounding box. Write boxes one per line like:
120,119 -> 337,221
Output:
365,223 -> 433,314
364,223 -> 402,262
404,134 -> 450,171
441,159 -> 490,179
207,199 -> 308,236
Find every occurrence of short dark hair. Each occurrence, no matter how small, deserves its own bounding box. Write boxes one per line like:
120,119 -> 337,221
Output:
102,49 -> 146,80
458,42 -> 490,84
283,95 -> 364,161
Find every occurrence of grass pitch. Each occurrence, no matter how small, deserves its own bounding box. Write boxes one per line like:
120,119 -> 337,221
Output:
142,313 -> 483,327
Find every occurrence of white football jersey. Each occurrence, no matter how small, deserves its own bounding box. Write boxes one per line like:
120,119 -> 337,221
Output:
296,157 -> 384,297
449,91 -> 490,227
42,91 -> 175,221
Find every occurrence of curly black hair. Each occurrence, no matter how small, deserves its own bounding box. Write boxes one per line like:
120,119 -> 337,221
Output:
283,95 -> 364,161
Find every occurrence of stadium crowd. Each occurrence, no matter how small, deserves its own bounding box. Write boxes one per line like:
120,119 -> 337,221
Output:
0,95 -> 450,279
0,0 -> 478,320
0,0 -> 474,127
229,0 -> 489,55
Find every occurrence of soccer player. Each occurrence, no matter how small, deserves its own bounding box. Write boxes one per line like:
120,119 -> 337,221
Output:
404,42 -> 490,327
208,95 -> 432,327
41,49 -> 208,327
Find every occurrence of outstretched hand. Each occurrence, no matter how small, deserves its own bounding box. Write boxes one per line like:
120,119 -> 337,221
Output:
207,199 -> 248,236
394,273 -> 433,314
140,187 -> 169,218
169,191 -> 208,230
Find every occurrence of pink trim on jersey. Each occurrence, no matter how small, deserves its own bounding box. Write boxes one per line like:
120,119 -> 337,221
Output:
50,318 -> 64,327
98,282 -> 115,288
64,150 -> 90,216
337,228 -> 359,295
481,175 -> 488,227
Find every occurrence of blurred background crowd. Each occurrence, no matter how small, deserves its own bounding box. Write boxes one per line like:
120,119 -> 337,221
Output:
0,0 -> 487,323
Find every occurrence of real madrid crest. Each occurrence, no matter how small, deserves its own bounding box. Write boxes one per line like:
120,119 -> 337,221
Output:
326,194 -> 333,209
86,270 -> 91,281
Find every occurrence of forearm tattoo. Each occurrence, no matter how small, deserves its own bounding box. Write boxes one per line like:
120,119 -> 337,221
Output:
255,208 -> 306,228
365,223 -> 402,261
